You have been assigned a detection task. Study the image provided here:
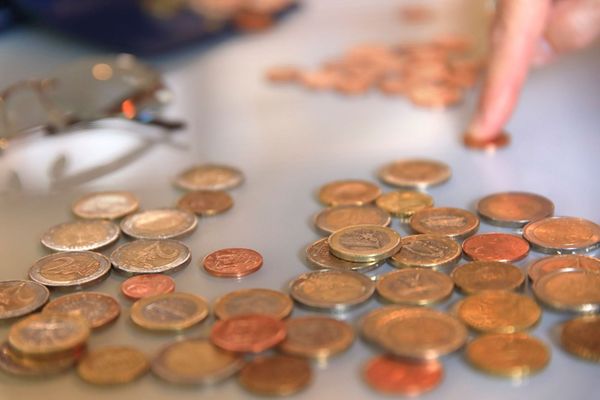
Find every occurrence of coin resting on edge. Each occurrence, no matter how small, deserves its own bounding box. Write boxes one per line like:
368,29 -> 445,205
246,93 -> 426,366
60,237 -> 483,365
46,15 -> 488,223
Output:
389,234 -> 461,269
527,254 -> 600,281
560,315 -> 600,362
121,274 -> 176,300
238,355 -> 312,396
318,180 -> 382,206
523,216 -> 600,254
110,239 -> 191,275
174,164 -> 244,191
451,261 -> 525,294
476,191 -> 554,228
409,207 -> 479,239
130,293 -> 209,331
463,131 -> 510,150
375,191 -> 434,220
213,288 -> 293,320
72,191 -> 140,220
378,159 -> 451,189
279,316 -> 355,359
462,233 -> 530,262
43,292 -> 121,329
210,314 -> 287,353
314,205 -> 391,234
328,225 -> 402,262
0,341 -> 82,376
376,268 -> 454,305
289,270 -> 375,310
77,346 -> 149,385
41,219 -> 120,251
177,190 -> 233,216
363,355 -> 443,396
532,269 -> 600,312
29,251 -> 111,288
202,248 -> 263,278
0,280 -> 50,320
305,238 -> 382,272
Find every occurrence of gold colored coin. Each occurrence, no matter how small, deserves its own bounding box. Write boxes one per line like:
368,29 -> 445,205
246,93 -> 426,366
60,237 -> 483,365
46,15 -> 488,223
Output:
239,355 -> 312,396
328,225 -> 402,262
110,239 -> 191,275
120,208 -> 197,240
130,292 -> 209,331
213,288 -> 293,320
0,342 -> 81,377
409,207 -> 479,239
466,333 -> 550,378
279,316 -> 355,359
72,191 -> 140,220
476,192 -> 554,228
29,251 -> 111,288
528,254 -> 600,281
389,234 -> 461,269
0,280 -> 50,320
318,180 -> 381,206
41,219 -> 120,252
523,216 -> 600,254
378,159 -> 451,189
375,191 -> 434,220
177,190 -> 233,216
174,164 -> 244,191
360,305 -> 405,343
77,346 -> 149,385
305,238 -> 382,272
458,290 -> 541,333
560,315 -> 600,362
42,292 -> 121,329
376,269 -> 454,305
532,269 -> 600,312
314,205 -> 391,234
451,261 -> 525,294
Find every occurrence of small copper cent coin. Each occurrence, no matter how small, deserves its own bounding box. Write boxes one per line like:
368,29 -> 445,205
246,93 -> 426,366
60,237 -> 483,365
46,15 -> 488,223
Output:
120,208 -> 197,239
378,159 -> 451,189
532,269 -> 600,312
210,314 -> 286,353
202,248 -> 263,278
77,346 -> 149,385
239,355 -> 311,396
376,268 -> 454,305
213,288 -> 293,320
375,191 -> 434,220
121,274 -> 176,300
463,131 -> 511,150
305,238 -> 382,272
279,316 -> 355,359
0,280 -> 50,320
314,205 -> 391,234
174,164 -> 244,191
389,234 -> 462,269
177,190 -> 233,216
110,239 -> 191,275
410,207 -> 479,239
523,216 -> 600,254
29,251 -> 111,288
462,233 -> 530,262
328,225 -> 402,263
560,315 -> 600,362
72,191 -> 139,220
41,219 -> 120,251
318,180 -> 381,206
528,254 -> 600,281
43,292 -> 121,329
364,355 -> 443,396
451,261 -> 525,294
476,192 -> 554,228
0,342 -> 81,376
131,292 -> 209,331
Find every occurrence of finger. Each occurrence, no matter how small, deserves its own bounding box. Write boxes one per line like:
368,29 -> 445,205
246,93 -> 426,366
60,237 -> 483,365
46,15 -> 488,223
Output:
468,0 -> 551,141
545,0 -> 600,53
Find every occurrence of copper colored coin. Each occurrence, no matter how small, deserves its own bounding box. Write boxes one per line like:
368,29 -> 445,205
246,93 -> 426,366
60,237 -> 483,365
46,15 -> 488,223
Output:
266,65 -> 300,83
451,261 -> 525,294
202,248 -> 263,278
314,205 -> 391,234
210,314 -> 286,353
177,190 -> 233,216
121,274 -> 176,300
378,159 -> 451,189
363,355 -> 443,396
305,238 -> 383,273
174,164 -> 244,191
42,292 -> 121,330
213,288 -> 293,320
318,180 -> 381,206
462,233 -> 530,262
477,192 -> 554,228
279,316 -> 354,359
239,355 -> 311,396
528,254 -> 600,281
410,207 -> 479,239
300,70 -> 338,90
408,83 -> 462,108
463,131 -> 510,150
523,216 -> 600,254
0,342 -> 82,377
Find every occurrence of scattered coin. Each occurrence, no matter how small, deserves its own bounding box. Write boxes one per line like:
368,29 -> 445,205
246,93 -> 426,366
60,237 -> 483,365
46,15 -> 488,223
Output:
110,239 -> 191,275
451,261 -> 525,294
41,219 -> 120,252
466,333 -> 550,377
305,238 -> 383,272
375,191 -> 434,220
523,216 -> 600,254
72,191 -> 140,220
532,269 -> 600,313
0,280 -> 50,320
389,234 -> 461,269
408,83 -> 462,108
476,192 -> 554,228
130,292 -> 209,331
458,290 -> 541,333
29,251 -> 111,288
42,292 -> 121,329
363,355 -> 443,396
409,207 -> 479,239
266,65 -> 300,82
289,270 -> 375,311
210,314 -> 287,353
213,288 -> 293,320
177,190 -> 233,216
360,305 -> 405,343
279,316 -> 354,359
202,248 -> 263,278
238,355 -> 311,396
318,180 -> 381,206
314,205 -> 391,234
77,346 -> 149,385
378,159 -> 451,189
121,274 -> 176,300
0,341 -> 82,376
120,208 -> 197,240
328,225 -> 402,262
463,131 -> 511,150
174,164 -> 244,191
462,233 -> 530,262
152,339 -> 244,384
560,315 -> 600,362
527,254 -> 600,281
376,268 -> 454,305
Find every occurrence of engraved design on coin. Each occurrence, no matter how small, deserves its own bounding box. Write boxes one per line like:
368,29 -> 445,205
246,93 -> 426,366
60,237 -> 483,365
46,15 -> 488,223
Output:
42,292 -> 121,329
214,289 -> 292,320
111,240 -> 190,275
376,269 -> 453,305
305,238 -> 381,272
280,317 -> 354,358
120,209 -> 197,239
0,281 -> 50,320
141,297 -> 199,323
527,255 -> 600,281
523,217 -> 600,253
41,220 -> 120,251
532,270 -> 600,312
72,191 -> 139,220
29,252 -> 111,287
390,234 -> 461,269
318,180 -> 381,206
203,248 -> 263,277
476,192 -> 554,227
315,205 -> 390,234
338,228 -> 390,250
174,164 -> 244,191
378,159 -> 451,189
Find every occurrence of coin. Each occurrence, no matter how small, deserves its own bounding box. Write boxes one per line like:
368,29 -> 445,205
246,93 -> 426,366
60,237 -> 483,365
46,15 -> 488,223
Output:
9,313 -> 90,355
408,83 -> 462,108
409,207 -> 479,239
360,305 -> 404,343
451,261 -> 525,294
363,355 -> 443,396
462,233 -> 530,262
289,270 -> 375,310
266,65 -> 300,82
0,280 -> 50,320
202,248 -> 263,278
41,219 -> 120,251
174,164 -> 244,191
177,190 -> 233,216
476,192 -> 554,228
463,131 -> 511,150
532,269 -> 600,312
305,238 -> 383,272
120,208 -> 197,239
72,191 -> 139,220
314,205 -> 391,234
279,316 -> 354,359
376,268 -> 454,305
328,225 -> 402,262
130,292 -> 209,331
523,216 -> 600,254
210,314 -> 287,353
375,191 -> 433,220
466,333 -> 550,377
378,159 -> 451,189
213,288 -> 293,320
121,274 -> 176,300
389,234 -> 462,269
42,292 -> 121,329
238,355 -> 311,396
528,254 -> 600,281
318,180 -> 381,206
457,290 -> 541,333
77,346 -> 149,385
110,239 -> 191,275
29,251 -> 111,288
152,339 -> 244,384
0,342 -> 82,376
560,315 -> 600,362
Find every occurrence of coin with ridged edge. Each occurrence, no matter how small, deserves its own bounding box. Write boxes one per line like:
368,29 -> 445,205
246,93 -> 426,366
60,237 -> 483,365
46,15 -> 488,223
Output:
120,208 -> 197,240
29,251 -> 111,288
462,233 -> 530,262
174,164 -> 244,191
202,248 -> 263,278
318,180 -> 381,206
210,314 -> 287,353
378,159 -> 451,189
0,342 -> 82,376
389,234 -> 461,269
213,288 -> 293,320
130,292 -> 209,331
42,292 -> 121,329
532,269 -> 600,313
314,205 -> 390,234
409,207 -> 479,239
238,355 -> 312,396
375,191 -> 434,220
560,315 -> 600,362
279,316 -> 354,359
177,190 -> 233,216
77,346 -> 149,385
363,355 -> 443,396
328,225 -> 401,263
121,274 -> 176,300
523,216 -> 600,254
0,280 -> 50,320
376,268 -> 454,305
451,261 -> 525,294
528,254 -> 600,282
110,239 -> 191,275
305,238 -> 382,272
41,220 -> 120,252
476,191 -> 554,228
72,191 -> 139,220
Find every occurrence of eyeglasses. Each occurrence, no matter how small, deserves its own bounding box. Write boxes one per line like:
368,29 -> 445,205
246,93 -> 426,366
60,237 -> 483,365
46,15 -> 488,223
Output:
0,54 -> 184,153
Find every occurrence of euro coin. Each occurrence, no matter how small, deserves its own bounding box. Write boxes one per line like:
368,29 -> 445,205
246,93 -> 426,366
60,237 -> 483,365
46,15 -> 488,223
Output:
314,205 -> 390,234
527,254 -> 600,281
279,316 -> 354,359
560,315 -> 600,362
239,355 -> 311,396
42,292 -> 121,329
174,164 -> 244,191
213,288 -> 292,320
410,207 -> 479,239
476,192 -> 554,228
121,274 -> 176,300
130,292 -> 209,331
305,238 -> 382,272
532,269 -> 600,313
0,342 -> 82,376
363,355 -> 443,395
77,346 -> 149,385
110,239 -> 191,275
451,261 -> 525,294
376,268 -> 453,305
523,216 -> 600,254
177,190 -> 233,216
375,191 -> 433,220
72,191 -> 139,220
462,233 -> 530,262
389,234 -> 461,269
0,280 -> 50,320
378,159 -> 450,189
328,225 -> 401,263
318,180 -> 381,206
120,208 -> 197,239
202,248 -> 263,278
29,251 -> 111,288
210,314 -> 286,353
41,220 -> 120,251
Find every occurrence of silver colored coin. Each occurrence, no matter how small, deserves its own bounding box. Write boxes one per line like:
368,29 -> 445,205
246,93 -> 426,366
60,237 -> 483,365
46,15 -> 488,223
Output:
72,191 -> 140,220
120,208 -> 197,239
174,164 -> 244,191
111,239 -> 191,275
305,238 -> 383,272
0,280 -> 50,320
41,220 -> 120,251
29,251 -> 111,288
